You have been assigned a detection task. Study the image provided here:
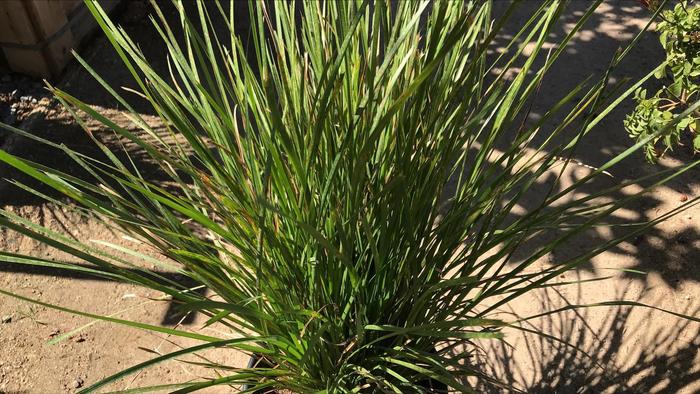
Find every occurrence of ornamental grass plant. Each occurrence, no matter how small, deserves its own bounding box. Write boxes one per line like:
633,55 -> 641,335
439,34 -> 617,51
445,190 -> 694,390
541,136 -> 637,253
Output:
0,0 -> 699,392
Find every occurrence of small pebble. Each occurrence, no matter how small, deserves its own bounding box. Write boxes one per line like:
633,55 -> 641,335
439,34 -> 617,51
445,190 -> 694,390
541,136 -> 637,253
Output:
30,98 -> 37,104
72,378 -> 84,389
1,315 -> 11,324
680,194 -> 688,202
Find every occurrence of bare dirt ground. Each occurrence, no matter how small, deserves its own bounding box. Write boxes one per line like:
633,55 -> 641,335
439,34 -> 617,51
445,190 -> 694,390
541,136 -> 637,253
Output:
0,1 -> 698,393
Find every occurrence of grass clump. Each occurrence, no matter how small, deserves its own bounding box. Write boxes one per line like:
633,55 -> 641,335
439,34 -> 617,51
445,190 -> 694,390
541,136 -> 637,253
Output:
0,0 -> 699,392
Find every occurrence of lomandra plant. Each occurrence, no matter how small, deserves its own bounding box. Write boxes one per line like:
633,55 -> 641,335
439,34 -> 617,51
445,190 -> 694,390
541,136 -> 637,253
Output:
1,0 -> 699,392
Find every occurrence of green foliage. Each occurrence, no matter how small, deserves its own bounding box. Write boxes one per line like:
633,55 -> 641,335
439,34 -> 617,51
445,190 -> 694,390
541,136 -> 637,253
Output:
624,89 -> 682,161
0,0 -> 698,392
658,0 -> 700,82
625,0 -> 700,161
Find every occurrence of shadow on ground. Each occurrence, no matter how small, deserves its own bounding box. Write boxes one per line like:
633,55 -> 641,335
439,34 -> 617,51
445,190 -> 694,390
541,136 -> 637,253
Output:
488,0 -> 700,288
0,0 -> 234,325
0,0 -> 696,353
474,283 -> 700,393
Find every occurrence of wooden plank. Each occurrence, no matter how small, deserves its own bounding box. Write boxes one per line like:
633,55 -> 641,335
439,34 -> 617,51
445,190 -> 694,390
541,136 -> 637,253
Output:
1,48 -> 52,77
0,0 -> 123,78
61,0 -> 83,15
25,0 -> 75,75
0,1 -> 40,45
0,1 -> 52,77
25,1 -> 71,39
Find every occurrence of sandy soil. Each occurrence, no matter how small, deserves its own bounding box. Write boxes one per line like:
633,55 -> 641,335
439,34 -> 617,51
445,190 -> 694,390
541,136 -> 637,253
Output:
0,1 -> 698,393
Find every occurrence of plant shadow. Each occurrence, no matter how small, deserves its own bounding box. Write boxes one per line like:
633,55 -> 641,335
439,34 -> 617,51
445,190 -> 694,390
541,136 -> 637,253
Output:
473,282 -> 700,393
0,1 -> 244,325
488,0 -> 700,289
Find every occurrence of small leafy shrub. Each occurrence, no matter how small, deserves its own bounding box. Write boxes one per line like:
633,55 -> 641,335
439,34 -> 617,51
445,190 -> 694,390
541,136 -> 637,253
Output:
626,0 -> 700,161
0,1 -> 699,392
